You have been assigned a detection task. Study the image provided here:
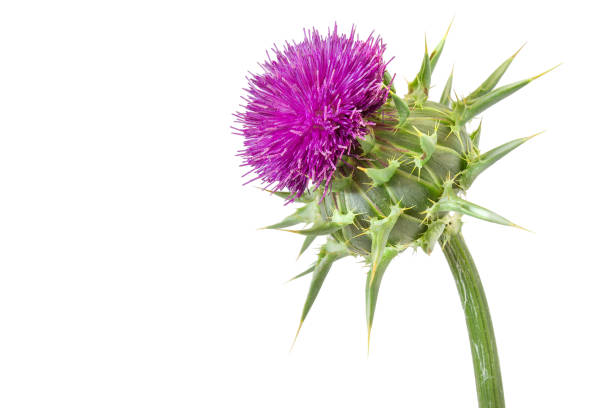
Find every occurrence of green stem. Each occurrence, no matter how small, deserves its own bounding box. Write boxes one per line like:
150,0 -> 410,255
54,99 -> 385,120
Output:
440,231 -> 505,408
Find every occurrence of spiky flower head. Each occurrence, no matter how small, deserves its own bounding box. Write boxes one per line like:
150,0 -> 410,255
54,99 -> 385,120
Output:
236,26 -> 389,197
236,23 -> 555,349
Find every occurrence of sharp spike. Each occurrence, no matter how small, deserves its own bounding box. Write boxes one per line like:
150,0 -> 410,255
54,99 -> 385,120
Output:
292,240 -> 349,348
467,44 -> 526,101
390,93 -> 410,126
440,66 -> 454,106
260,201 -> 319,230
429,18 -> 453,72
460,131 -> 543,189
434,193 -> 524,229
470,120 -> 483,147
290,320 -> 304,351
409,38 -> 432,95
531,63 -> 562,80
297,235 -> 317,259
286,264 -> 316,283
365,246 -> 399,353
368,205 -> 403,286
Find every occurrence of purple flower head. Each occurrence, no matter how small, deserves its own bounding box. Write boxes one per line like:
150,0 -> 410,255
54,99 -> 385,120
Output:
236,25 -> 390,198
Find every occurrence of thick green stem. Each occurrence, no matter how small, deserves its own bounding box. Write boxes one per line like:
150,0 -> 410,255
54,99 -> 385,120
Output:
440,231 -> 505,408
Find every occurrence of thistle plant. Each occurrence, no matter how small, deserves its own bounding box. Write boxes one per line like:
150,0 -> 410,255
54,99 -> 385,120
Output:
235,24 -> 555,408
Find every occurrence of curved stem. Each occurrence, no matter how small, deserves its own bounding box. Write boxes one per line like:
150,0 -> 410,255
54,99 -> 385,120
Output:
440,231 -> 505,408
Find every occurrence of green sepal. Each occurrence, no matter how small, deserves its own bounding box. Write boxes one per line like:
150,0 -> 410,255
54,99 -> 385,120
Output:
298,235 -> 317,258
287,264 -> 315,282
416,219 -> 447,254
440,68 -> 453,106
284,209 -> 355,236
358,131 -> 377,155
360,159 -> 401,186
419,126 -> 437,161
430,192 -> 523,229
466,44 -> 524,101
368,204 -> 403,285
461,78 -> 531,122
366,246 -> 400,349
261,200 -> 319,230
457,65 -> 558,124
293,240 -> 350,344
409,40 -> 432,95
470,120 -> 482,148
262,189 -> 313,203
460,132 -> 540,190
429,20 -> 452,73
331,174 -> 353,192
383,70 -> 396,94
412,125 -> 438,170
391,93 -> 410,126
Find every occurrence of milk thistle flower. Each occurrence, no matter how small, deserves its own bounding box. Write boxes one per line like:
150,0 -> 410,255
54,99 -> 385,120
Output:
235,23 -> 556,408
236,26 -> 389,197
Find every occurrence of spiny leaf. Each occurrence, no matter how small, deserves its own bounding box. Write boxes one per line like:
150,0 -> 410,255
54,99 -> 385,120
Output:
383,71 -> 396,94
460,64 -> 560,123
417,219 -> 447,254
467,43 -> 525,101
412,125 -> 438,170
287,264 -> 315,283
331,175 -> 352,192
440,67 -> 454,106
261,201 -> 319,230
368,204 -> 403,286
434,194 -> 525,229
409,38 -> 431,94
366,246 -> 399,352
429,19 -> 453,73
460,131 -> 542,189
419,126 -> 438,160
292,240 -> 349,348
470,120 -> 482,147
391,93 -> 410,126
359,159 -> 401,186
283,209 -> 355,236
261,189 -> 314,203
297,235 -> 317,259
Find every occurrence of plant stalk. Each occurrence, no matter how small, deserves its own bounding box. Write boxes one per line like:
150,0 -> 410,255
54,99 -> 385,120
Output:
440,230 -> 505,408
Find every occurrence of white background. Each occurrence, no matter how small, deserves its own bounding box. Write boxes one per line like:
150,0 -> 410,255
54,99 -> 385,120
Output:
1,0 -> 610,407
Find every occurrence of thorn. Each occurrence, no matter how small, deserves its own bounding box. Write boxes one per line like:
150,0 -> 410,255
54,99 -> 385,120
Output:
511,42 -> 527,59
290,320 -> 304,352
367,323 -> 372,356
279,229 -> 300,234
531,63 -> 562,81
444,16 -> 455,39
511,223 -> 533,233
524,130 -> 545,141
